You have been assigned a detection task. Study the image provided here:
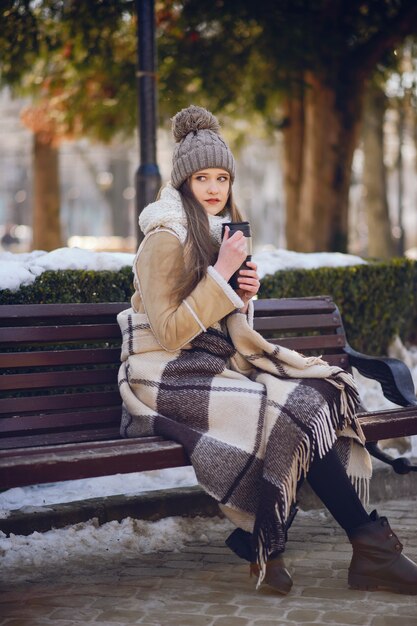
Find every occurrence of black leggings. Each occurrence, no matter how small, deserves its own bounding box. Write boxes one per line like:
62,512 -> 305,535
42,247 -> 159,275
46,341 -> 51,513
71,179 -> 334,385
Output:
225,445 -> 371,561
306,446 -> 370,533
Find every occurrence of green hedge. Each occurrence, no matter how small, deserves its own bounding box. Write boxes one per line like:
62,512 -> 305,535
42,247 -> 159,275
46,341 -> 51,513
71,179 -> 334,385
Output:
259,257 -> 417,355
1,258 -> 416,355
0,267 -> 133,304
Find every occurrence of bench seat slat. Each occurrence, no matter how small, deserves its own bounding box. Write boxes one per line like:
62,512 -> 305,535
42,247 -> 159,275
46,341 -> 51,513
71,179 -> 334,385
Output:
357,407 -> 417,442
0,436 -> 166,459
1,367 -> 118,391
0,439 -> 189,489
0,348 -> 120,368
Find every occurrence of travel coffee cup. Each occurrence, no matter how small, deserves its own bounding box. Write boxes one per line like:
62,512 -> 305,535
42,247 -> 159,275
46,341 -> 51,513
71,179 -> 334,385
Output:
221,221 -> 252,290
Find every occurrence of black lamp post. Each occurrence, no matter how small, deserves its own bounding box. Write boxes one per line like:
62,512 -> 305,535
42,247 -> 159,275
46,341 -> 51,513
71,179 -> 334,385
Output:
135,0 -> 161,245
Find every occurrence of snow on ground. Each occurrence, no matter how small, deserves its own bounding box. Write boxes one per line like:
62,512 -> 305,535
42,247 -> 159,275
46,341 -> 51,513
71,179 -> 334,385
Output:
0,246 -> 415,578
0,514 -> 237,585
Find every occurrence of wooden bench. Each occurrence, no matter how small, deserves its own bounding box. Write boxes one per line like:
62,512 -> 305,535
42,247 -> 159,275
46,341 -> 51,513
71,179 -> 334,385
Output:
1,296 -> 417,493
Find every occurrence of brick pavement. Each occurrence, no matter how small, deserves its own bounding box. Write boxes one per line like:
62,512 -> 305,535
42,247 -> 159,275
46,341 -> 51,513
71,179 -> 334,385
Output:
0,497 -> 416,626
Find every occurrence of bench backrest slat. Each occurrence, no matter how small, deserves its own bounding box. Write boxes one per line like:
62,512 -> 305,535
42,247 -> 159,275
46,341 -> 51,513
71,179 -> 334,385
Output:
253,297 -> 335,315
0,302 -> 127,319
318,354 -> 349,368
0,324 -> 121,343
0,348 -> 121,368
0,391 -> 122,416
1,367 -> 119,392
1,407 -> 122,435
270,335 -> 345,351
254,313 -> 341,332
0,426 -> 122,449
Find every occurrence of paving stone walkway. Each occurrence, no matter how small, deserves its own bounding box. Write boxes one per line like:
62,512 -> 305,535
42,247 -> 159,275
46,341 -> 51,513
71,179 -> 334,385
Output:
1,497 -> 416,626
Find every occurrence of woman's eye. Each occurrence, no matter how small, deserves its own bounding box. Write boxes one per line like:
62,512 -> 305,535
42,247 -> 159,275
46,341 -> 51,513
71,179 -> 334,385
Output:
218,176 -> 228,182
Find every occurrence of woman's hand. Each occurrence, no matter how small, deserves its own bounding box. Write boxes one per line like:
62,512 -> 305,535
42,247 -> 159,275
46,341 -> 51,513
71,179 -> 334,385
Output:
213,226 -> 247,281
236,261 -> 260,313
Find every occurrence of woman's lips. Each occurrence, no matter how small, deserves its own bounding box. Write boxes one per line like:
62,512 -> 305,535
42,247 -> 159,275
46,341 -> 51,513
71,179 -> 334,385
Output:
206,199 -> 220,203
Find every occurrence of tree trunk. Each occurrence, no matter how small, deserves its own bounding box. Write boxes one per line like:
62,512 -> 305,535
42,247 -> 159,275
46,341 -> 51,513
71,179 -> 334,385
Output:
33,131 -> 62,251
282,91 -> 304,250
362,83 -> 395,259
396,94 -> 406,256
282,71 -> 364,252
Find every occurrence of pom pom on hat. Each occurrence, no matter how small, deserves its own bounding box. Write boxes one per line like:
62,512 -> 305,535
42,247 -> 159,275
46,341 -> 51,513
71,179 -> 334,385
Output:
170,104 -> 235,189
171,105 -> 221,142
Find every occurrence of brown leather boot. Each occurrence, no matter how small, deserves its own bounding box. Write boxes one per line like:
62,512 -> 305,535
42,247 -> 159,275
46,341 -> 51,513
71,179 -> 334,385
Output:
348,510 -> 417,595
250,556 -> 293,594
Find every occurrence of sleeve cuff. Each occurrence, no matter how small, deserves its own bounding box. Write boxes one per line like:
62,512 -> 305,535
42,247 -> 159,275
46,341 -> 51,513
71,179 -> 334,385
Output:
246,298 -> 255,328
207,266 -> 244,309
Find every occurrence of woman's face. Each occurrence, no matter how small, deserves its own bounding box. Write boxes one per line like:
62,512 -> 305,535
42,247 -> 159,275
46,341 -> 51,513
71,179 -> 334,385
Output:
190,168 -> 230,215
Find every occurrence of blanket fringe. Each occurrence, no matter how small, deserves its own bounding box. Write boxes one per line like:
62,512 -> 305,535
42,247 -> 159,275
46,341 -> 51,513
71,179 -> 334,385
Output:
327,371 -> 360,420
253,370 -> 362,585
352,475 -> 370,505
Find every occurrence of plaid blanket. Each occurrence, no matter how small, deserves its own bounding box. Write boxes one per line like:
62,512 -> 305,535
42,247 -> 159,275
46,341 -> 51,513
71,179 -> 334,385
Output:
118,307 -> 371,584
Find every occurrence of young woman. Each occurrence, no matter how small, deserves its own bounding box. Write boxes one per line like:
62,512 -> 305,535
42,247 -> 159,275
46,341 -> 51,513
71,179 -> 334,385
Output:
118,105 -> 417,595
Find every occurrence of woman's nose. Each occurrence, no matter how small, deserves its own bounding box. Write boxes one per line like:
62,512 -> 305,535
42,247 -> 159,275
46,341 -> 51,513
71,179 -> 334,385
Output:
207,181 -> 219,194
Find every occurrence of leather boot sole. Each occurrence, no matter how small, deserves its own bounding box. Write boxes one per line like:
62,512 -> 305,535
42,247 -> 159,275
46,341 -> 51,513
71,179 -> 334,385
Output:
349,573 -> 417,595
348,510 -> 417,596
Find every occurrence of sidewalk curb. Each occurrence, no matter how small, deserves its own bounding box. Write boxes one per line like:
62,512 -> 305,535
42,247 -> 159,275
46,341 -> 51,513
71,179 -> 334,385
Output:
0,486 -> 219,537
1,458 -> 416,537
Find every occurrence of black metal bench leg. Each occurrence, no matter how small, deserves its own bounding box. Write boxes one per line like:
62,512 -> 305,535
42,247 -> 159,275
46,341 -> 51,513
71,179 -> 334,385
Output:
366,442 -> 417,474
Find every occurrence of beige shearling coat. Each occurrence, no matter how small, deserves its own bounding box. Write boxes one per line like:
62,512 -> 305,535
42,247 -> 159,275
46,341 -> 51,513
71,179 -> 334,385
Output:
130,228 -> 245,352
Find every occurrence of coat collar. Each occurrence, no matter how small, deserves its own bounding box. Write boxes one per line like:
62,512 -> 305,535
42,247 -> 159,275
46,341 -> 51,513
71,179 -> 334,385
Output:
139,183 -> 230,245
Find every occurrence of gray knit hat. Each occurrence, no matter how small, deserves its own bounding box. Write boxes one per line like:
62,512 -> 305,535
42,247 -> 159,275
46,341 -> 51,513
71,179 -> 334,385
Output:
170,105 -> 236,189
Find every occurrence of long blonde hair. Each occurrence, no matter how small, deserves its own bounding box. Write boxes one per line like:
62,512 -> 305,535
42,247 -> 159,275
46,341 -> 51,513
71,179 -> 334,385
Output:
171,179 -> 244,303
